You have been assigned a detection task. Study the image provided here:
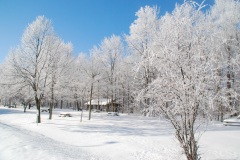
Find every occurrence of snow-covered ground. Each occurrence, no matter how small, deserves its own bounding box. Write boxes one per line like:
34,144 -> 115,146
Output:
0,106 -> 239,160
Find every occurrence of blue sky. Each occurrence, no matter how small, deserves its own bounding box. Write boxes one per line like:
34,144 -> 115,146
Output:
0,0 -> 214,63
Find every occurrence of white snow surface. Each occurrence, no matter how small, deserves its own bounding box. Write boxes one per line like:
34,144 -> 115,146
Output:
0,106 -> 239,160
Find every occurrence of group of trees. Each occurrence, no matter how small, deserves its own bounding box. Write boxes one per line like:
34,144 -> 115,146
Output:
0,16 -> 73,122
0,0 -> 239,159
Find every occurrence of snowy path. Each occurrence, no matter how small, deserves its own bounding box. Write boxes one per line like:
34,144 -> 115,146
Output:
0,122 -> 104,160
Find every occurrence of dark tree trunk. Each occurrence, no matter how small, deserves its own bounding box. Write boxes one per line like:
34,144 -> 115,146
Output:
77,101 -> 80,111
60,99 -> 63,109
220,103 -> 224,122
55,101 -> 58,109
226,45 -> 233,110
35,96 -> 41,123
88,83 -> 93,120
111,94 -> 114,112
23,104 -> 27,112
49,82 -> 54,120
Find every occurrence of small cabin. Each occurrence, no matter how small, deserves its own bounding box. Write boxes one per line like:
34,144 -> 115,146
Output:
85,98 -> 120,112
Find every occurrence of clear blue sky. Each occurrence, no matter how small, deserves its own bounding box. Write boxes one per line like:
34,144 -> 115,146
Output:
0,0 -> 214,63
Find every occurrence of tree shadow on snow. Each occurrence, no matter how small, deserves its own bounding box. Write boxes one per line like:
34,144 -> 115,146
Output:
0,107 -> 33,115
56,117 -> 175,137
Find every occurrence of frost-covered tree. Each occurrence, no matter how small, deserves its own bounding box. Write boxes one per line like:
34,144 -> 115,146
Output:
125,6 -> 159,115
79,47 -> 101,120
68,58 -> 81,110
136,2 -> 214,159
117,56 -> 135,113
206,0 -> 240,121
47,38 -> 73,119
0,62 -> 29,108
100,35 -> 124,112
6,16 -> 61,123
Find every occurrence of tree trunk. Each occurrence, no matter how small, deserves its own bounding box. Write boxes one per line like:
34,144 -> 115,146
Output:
111,94 -> 114,112
77,101 -> 80,111
220,103 -> 224,122
23,103 -> 27,112
60,99 -> 63,109
55,101 -> 58,109
35,96 -> 41,123
174,118 -> 200,160
49,82 -> 54,120
127,84 -> 130,114
122,89 -> 125,113
226,45 -> 233,110
88,83 -> 93,120
80,110 -> 83,122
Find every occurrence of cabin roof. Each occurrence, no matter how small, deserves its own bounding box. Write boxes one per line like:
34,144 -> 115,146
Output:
85,98 -> 112,105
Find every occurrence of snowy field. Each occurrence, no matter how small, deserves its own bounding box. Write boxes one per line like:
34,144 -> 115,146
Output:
0,106 -> 239,160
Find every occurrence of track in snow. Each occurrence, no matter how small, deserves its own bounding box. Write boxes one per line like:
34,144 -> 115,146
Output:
0,122 -> 106,160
